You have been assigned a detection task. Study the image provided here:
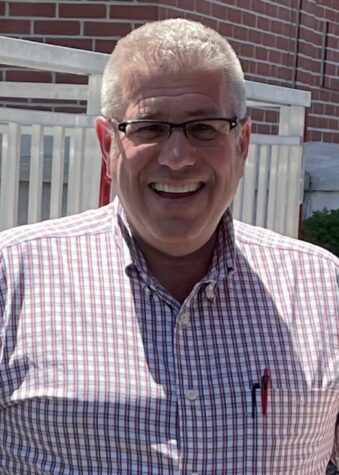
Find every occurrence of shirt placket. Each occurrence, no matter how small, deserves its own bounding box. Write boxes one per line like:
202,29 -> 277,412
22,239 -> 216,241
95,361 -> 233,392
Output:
174,290 -> 204,475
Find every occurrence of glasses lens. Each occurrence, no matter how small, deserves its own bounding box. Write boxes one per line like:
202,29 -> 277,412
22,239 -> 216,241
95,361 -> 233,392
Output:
125,122 -> 169,142
187,120 -> 230,141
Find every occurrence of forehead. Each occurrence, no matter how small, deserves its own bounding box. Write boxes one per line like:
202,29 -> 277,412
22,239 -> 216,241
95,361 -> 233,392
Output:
121,68 -> 228,119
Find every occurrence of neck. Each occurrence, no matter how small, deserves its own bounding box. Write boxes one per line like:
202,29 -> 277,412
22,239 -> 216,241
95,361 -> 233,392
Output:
134,233 -> 217,303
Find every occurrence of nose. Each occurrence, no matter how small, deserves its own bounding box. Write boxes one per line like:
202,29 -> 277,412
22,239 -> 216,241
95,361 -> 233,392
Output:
157,129 -> 197,170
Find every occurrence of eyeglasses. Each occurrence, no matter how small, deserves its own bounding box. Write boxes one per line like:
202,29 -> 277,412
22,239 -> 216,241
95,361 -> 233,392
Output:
114,117 -> 238,145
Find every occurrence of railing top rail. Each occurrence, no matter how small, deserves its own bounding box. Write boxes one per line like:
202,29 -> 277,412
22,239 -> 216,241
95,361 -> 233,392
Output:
245,81 -> 311,107
0,36 -> 311,108
0,107 -> 95,128
0,35 -> 108,75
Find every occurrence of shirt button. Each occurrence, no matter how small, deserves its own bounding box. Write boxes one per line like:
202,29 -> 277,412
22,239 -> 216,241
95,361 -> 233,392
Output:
179,312 -> 190,326
187,389 -> 199,401
206,284 -> 214,299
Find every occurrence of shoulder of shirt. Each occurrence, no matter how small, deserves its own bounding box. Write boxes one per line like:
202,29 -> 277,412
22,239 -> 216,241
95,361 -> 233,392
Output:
0,204 -> 115,251
234,219 -> 339,268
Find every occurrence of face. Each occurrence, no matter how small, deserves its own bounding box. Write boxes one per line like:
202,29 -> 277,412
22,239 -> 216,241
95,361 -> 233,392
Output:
96,69 -> 251,257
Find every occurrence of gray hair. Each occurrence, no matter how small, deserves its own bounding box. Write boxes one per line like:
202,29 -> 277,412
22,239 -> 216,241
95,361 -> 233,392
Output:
101,18 -> 247,119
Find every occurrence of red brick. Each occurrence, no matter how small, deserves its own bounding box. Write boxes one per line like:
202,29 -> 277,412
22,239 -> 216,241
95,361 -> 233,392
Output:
0,19 -> 30,33
9,2 -> 55,17
218,21 -> 233,37
328,117 -> 338,129
45,37 -> 93,50
296,70 -> 317,86
94,39 -> 117,54
248,108 -> 265,121
202,17 -> 218,30
233,25 -> 249,41
327,34 -> 339,50
313,102 -> 323,114
270,19 -> 284,36
84,21 -> 131,37
255,46 -> 268,61
299,26 -> 322,45
264,2 -> 279,17
325,76 -> 339,91
195,0 -> 211,15
248,29 -> 264,45
178,0 -> 194,10
109,5 -> 157,20
276,36 -> 291,51
228,7 -> 241,23
55,106 -> 86,113
323,103 -> 336,116
55,73 -> 88,84
308,130 -> 321,141
242,12 -> 257,28
257,16 -> 271,32
268,50 -> 285,64
298,41 -> 319,58
298,56 -> 321,73
264,110 -> 279,123
59,3 -> 107,18
211,3 -> 227,19
278,6 -> 292,21
300,11 -> 317,29
250,0 -> 265,14
5,70 -> 52,82
326,48 -> 339,64
256,62 -> 272,77
0,1 -> 5,15
323,132 -> 339,143
229,40 -> 241,56
34,20 -> 80,35
240,43 -> 255,58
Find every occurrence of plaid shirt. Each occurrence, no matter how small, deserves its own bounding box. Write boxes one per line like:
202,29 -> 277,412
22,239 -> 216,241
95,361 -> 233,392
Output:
0,199 -> 338,474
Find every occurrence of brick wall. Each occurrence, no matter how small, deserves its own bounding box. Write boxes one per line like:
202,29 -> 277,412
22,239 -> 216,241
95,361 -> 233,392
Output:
0,0 -> 338,142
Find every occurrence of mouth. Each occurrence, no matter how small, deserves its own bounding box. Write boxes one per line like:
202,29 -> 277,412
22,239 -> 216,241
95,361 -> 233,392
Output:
149,182 -> 204,199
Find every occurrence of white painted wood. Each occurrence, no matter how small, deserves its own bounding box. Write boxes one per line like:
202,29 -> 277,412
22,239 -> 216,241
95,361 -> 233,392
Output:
49,126 -> 66,219
0,82 -> 88,101
240,144 -> 257,224
80,128 -> 101,212
67,128 -> 85,215
87,75 -> 103,115
245,81 -> 311,107
0,36 -> 108,75
0,123 -> 21,230
27,124 -> 44,224
0,108 -> 95,128
255,144 -> 270,228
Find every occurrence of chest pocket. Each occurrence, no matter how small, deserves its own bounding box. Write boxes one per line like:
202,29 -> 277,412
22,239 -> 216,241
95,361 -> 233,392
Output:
248,388 -> 339,474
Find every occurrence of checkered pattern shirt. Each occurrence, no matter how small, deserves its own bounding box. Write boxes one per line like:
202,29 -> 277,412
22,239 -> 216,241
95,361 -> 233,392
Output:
0,199 -> 338,474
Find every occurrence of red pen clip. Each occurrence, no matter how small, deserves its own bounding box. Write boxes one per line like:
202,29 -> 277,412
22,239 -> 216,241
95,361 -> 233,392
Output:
261,368 -> 271,416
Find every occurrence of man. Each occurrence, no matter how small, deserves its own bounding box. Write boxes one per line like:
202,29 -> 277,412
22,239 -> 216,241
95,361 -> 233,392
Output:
0,18 -> 338,474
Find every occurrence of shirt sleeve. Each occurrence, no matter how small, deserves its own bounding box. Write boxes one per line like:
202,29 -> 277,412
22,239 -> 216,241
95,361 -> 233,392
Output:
0,249 -> 6,353
332,267 -> 339,468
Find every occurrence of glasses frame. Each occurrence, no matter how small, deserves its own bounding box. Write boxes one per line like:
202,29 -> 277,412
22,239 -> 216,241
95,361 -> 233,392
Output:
114,117 -> 238,143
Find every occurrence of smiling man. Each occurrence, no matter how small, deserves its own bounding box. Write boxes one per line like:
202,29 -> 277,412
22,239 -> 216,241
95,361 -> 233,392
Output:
1,19 -> 338,475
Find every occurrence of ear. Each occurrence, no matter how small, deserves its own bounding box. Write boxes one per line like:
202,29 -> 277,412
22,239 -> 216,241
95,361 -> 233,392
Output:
95,116 -> 113,180
238,116 -> 252,162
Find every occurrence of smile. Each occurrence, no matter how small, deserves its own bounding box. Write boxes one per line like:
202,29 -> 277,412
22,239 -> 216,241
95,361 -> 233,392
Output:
150,182 -> 204,198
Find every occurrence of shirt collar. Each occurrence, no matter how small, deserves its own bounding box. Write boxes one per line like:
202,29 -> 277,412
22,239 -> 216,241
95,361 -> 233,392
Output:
112,197 -> 236,283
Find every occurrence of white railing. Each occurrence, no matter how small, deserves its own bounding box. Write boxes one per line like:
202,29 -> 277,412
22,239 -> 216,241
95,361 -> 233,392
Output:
0,36 -> 311,237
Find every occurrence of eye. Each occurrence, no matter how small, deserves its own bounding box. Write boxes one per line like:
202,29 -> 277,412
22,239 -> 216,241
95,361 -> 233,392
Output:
187,121 -> 219,140
126,122 -> 168,139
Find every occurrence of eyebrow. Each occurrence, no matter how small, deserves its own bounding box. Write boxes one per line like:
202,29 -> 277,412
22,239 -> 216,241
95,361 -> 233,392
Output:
133,109 -> 222,121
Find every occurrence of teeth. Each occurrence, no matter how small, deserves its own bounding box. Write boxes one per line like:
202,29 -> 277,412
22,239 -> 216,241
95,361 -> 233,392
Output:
152,183 -> 201,193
